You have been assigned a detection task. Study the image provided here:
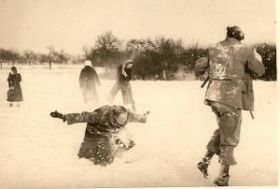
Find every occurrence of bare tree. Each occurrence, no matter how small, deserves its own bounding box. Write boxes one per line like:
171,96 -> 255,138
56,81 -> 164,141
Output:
126,39 -> 157,53
0,48 -> 14,68
95,31 -> 121,50
126,39 -> 144,52
23,50 -> 36,65
56,49 -> 69,64
82,46 -> 90,60
9,49 -> 20,66
93,31 -> 122,68
47,46 -> 55,70
0,49 -> 4,69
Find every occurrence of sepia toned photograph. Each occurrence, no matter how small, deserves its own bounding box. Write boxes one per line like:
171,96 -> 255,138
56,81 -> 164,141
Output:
0,0 -> 278,188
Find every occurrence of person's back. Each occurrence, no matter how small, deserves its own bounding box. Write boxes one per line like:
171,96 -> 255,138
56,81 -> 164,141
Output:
195,26 -> 265,186
209,39 -> 247,80
206,37 -> 265,110
79,60 -> 100,104
79,65 -> 99,89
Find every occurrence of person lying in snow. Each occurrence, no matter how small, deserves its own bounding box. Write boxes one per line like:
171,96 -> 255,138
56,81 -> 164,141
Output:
50,105 -> 149,166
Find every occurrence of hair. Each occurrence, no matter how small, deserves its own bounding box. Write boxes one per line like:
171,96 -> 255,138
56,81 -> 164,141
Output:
126,59 -> 134,63
11,66 -> 17,73
112,106 -> 127,117
226,26 -> 245,41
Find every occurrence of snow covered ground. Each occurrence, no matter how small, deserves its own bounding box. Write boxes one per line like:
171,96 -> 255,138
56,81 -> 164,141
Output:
0,65 -> 278,188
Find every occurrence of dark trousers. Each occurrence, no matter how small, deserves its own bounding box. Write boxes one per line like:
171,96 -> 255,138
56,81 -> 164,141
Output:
206,102 -> 242,165
109,81 -> 135,106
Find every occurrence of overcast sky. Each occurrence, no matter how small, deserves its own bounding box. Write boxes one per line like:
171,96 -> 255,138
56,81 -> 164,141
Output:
0,0 -> 277,55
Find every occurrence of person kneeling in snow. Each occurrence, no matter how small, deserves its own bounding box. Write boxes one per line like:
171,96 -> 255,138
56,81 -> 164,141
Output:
50,105 -> 149,166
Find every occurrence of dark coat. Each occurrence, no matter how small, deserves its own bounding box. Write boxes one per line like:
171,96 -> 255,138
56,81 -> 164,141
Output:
79,66 -> 100,90
64,105 -> 146,165
117,63 -> 133,84
195,38 -> 265,110
7,73 -> 23,102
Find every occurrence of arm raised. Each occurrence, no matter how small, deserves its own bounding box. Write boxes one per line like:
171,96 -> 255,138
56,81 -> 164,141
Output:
127,110 -> 150,123
50,111 -> 98,125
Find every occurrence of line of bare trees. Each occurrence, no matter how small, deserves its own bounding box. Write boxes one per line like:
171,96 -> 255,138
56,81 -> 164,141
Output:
82,32 -> 209,80
0,47 -> 80,70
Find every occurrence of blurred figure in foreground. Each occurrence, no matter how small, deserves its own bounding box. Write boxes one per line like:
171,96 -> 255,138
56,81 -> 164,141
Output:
108,60 -> 136,111
7,66 -> 23,107
195,26 -> 265,186
79,60 -> 101,104
50,105 -> 149,166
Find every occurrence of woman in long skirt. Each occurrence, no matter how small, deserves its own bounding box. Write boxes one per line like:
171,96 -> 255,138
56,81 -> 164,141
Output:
7,66 -> 23,107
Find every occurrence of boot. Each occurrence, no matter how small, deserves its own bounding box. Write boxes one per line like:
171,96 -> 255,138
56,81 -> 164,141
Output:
197,151 -> 214,178
213,164 -> 230,186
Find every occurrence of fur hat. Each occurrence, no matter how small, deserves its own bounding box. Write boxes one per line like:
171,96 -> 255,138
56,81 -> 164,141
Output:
112,106 -> 127,117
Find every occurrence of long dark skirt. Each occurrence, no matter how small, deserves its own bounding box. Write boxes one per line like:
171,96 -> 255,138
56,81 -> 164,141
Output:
7,86 -> 23,102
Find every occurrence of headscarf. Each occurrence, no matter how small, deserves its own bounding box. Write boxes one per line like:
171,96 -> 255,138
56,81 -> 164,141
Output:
84,60 -> 92,67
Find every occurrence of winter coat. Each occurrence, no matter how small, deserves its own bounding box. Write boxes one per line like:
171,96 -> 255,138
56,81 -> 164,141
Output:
64,105 -> 146,165
7,73 -> 23,102
79,66 -> 100,90
117,63 -> 133,84
195,37 -> 265,110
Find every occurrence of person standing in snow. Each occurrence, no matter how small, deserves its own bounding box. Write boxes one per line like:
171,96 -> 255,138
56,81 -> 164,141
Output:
7,66 -> 23,107
195,26 -> 265,186
79,60 -> 101,104
50,105 -> 149,166
108,60 -> 136,111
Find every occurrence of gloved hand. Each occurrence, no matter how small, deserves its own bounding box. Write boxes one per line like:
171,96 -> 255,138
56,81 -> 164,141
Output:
141,111 -> 150,123
143,111 -> 150,116
50,111 -> 66,121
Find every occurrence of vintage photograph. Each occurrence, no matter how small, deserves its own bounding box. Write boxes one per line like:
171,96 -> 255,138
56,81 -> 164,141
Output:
0,0 -> 278,188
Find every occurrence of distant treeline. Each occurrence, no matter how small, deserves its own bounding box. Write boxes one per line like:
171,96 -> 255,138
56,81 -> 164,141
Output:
0,32 -> 276,81
0,46 -> 81,70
